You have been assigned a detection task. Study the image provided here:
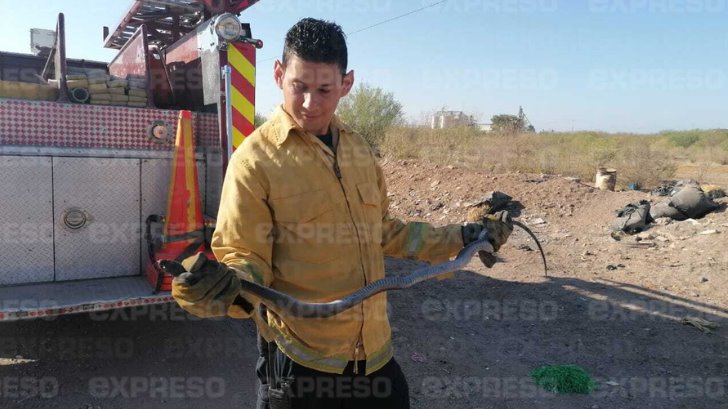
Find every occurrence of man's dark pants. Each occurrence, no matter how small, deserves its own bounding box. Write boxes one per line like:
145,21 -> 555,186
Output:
256,336 -> 410,409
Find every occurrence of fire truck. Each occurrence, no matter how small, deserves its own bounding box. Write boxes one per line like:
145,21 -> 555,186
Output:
0,0 -> 263,321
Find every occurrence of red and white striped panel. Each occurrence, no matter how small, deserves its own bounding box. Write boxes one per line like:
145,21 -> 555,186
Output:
0,295 -> 175,321
0,100 -> 218,151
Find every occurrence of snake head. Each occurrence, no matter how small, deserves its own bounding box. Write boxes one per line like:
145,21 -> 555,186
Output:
158,259 -> 187,277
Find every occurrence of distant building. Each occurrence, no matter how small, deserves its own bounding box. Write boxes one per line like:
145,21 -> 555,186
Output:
477,123 -> 492,132
431,110 -> 475,129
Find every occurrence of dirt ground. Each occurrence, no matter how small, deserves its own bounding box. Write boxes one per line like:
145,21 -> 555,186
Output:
1,157 -> 727,409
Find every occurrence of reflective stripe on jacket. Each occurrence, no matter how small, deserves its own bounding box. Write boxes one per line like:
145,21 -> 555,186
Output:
211,106 -> 464,375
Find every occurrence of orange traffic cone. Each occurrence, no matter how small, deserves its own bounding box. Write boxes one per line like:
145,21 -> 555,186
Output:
146,110 -> 211,291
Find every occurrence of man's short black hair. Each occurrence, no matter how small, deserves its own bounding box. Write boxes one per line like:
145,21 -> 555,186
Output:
282,18 -> 348,75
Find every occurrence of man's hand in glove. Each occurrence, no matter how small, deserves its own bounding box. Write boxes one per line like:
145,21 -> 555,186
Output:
171,253 -> 257,319
461,211 -> 514,267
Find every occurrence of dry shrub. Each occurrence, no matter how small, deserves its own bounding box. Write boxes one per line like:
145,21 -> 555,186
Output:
383,126 -> 480,166
382,128 -> 421,159
613,138 -> 676,188
382,127 -> 686,189
658,130 -> 728,165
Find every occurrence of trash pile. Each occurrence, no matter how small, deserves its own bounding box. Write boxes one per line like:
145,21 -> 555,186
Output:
611,180 -> 724,234
612,200 -> 653,234
649,180 -> 723,220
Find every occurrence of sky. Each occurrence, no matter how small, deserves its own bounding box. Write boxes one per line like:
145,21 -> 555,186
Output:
1,0 -> 727,133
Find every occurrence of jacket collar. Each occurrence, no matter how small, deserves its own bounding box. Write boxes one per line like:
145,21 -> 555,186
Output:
272,105 -> 352,147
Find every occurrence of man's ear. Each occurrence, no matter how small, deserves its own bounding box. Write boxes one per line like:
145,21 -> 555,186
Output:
273,60 -> 285,89
340,70 -> 354,97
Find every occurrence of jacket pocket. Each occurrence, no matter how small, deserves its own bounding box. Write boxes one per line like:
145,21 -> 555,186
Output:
356,182 -> 383,245
270,189 -> 340,264
356,181 -> 380,208
270,189 -> 334,223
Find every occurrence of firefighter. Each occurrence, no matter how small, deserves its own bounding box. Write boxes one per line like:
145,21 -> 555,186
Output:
172,18 -> 513,408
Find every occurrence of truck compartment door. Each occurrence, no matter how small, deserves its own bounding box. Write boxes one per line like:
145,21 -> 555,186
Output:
53,157 -> 140,281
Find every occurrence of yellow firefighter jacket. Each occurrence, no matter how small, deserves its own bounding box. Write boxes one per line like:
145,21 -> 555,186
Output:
211,106 -> 464,375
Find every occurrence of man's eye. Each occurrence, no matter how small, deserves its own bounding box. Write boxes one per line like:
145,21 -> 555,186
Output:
319,89 -> 330,94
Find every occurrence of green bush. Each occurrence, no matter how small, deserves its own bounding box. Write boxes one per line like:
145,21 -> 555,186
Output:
336,83 -> 403,149
663,131 -> 700,148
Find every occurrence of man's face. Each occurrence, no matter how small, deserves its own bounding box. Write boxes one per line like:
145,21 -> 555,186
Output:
274,55 -> 354,135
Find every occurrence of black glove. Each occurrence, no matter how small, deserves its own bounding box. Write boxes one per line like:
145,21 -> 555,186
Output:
461,211 -> 514,268
462,210 -> 514,250
170,253 -> 255,318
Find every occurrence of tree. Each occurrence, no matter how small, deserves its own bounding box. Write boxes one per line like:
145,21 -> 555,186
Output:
490,114 -> 523,134
254,112 -> 267,129
491,106 -> 535,134
336,83 -> 404,148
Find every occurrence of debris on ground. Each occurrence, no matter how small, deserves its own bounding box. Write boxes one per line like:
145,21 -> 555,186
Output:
650,180 -> 722,221
611,200 -> 653,233
611,180 -> 724,235
701,184 -> 726,199
681,316 -> 719,334
411,352 -> 427,362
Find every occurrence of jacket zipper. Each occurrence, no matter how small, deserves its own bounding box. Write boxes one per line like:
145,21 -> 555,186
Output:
334,160 -> 342,179
331,139 -> 367,375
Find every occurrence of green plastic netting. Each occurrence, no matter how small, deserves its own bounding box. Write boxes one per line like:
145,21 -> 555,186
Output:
530,364 -> 598,394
